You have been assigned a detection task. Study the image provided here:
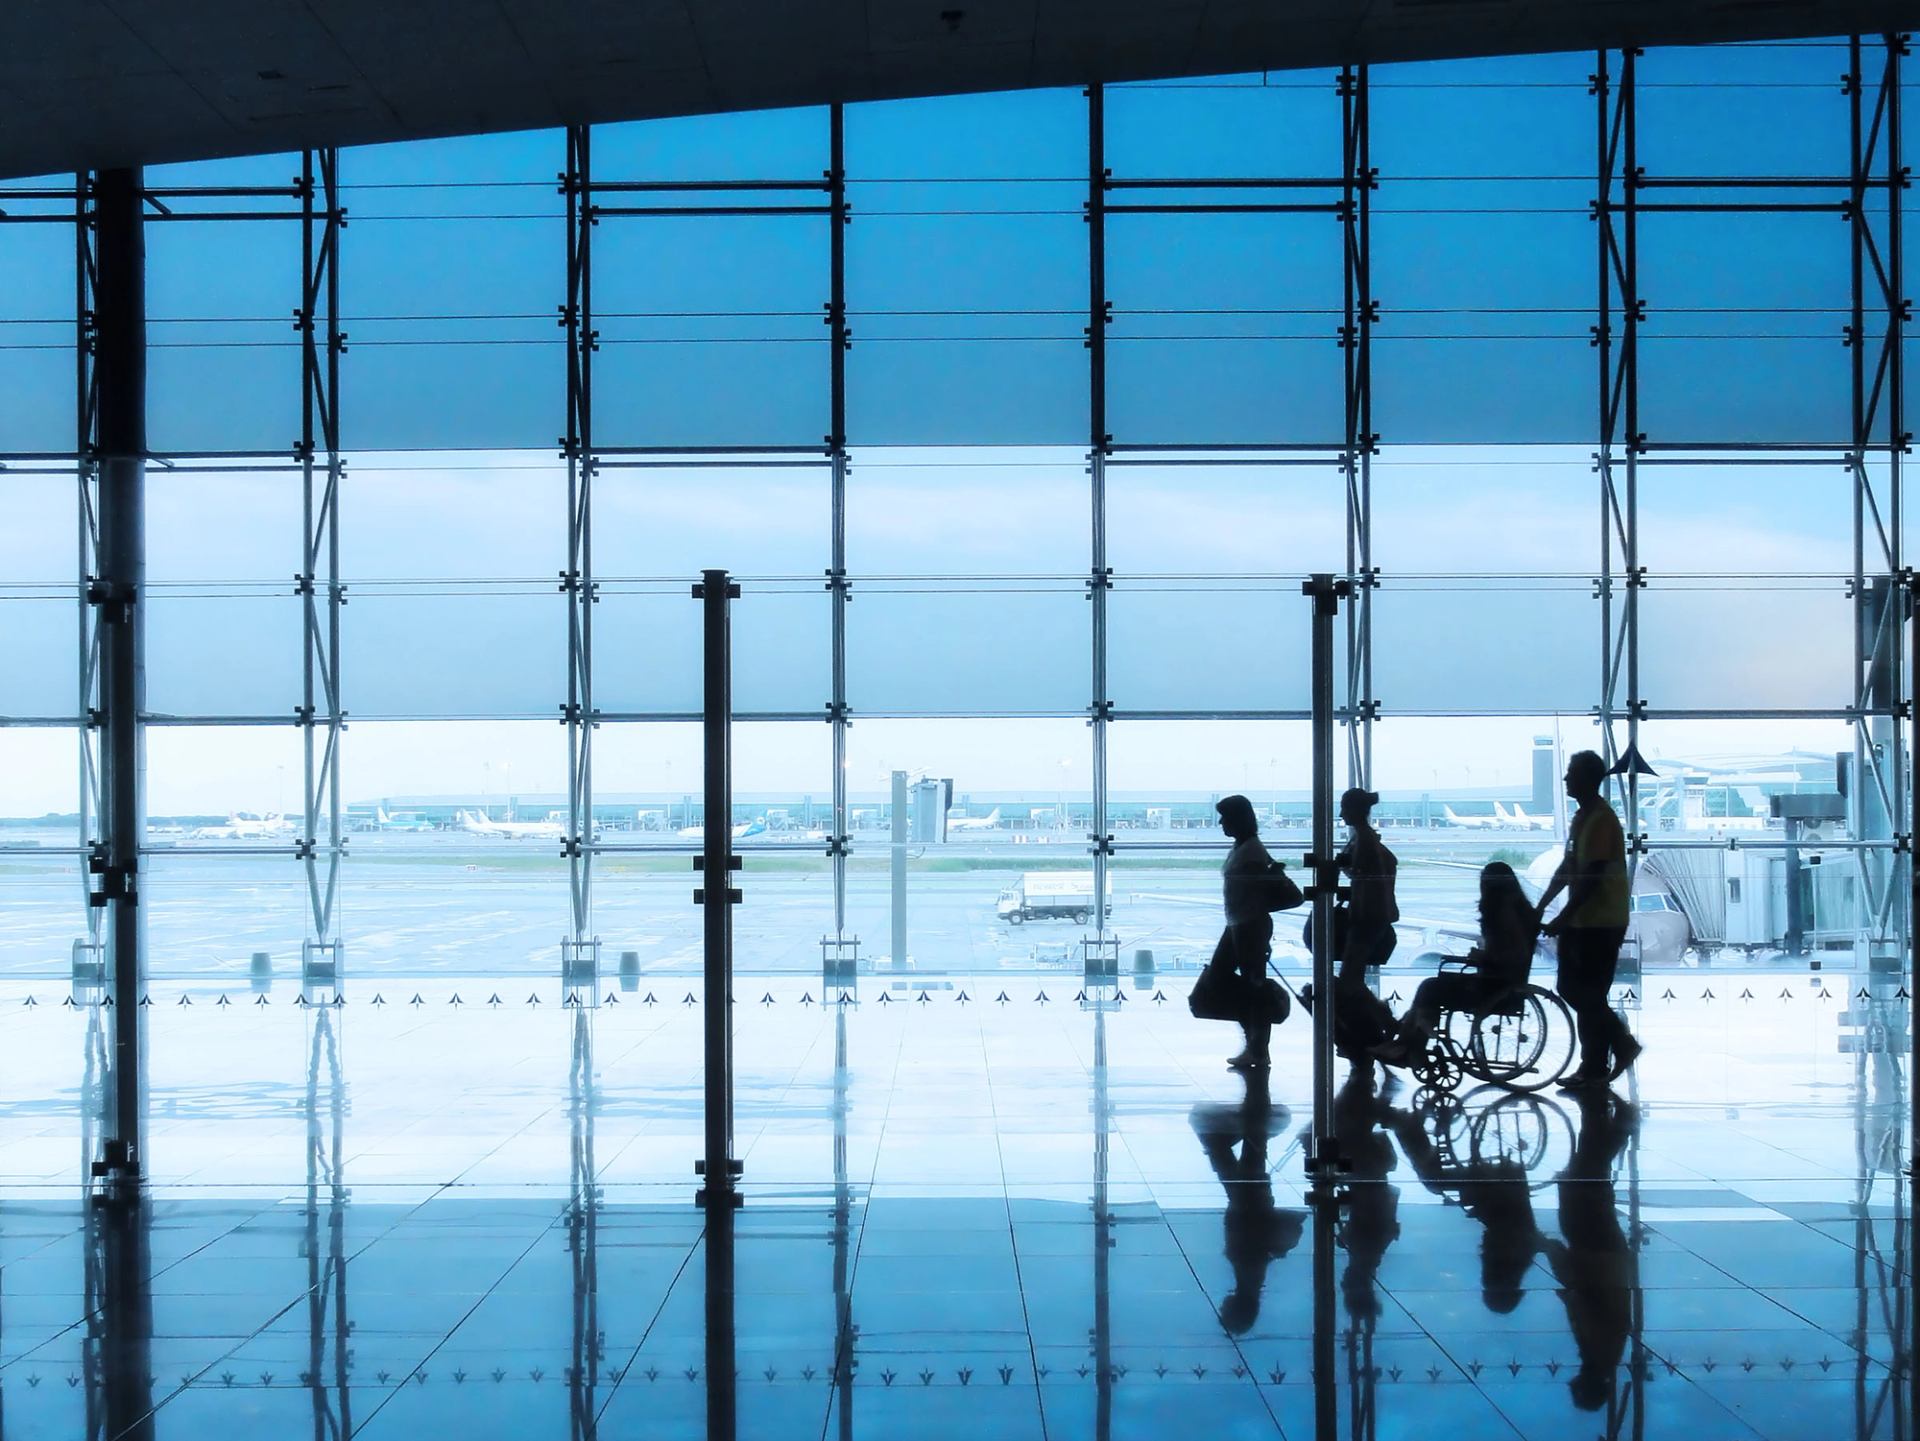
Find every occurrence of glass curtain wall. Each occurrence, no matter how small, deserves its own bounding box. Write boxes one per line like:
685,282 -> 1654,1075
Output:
0,36 -> 1909,989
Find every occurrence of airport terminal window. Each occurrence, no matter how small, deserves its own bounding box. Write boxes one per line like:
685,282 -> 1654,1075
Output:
0,40 -> 1911,984
143,157 -> 304,457
846,88 -> 1087,448
0,218 -> 74,452
341,131 -> 562,453
592,213 -> 831,452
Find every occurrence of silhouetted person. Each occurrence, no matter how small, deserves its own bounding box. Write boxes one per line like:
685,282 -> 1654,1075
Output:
1537,750 -> 1641,1088
1337,788 -> 1398,981
1301,789 -> 1400,1058
1189,1070 -> 1308,1334
1212,794 -> 1297,1070
1380,1093 -> 1546,1316
1373,861 -> 1536,1066
1542,1089 -> 1638,1412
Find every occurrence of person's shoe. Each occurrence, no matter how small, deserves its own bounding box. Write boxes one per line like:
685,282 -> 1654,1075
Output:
1557,1071 -> 1606,1093
1226,1051 -> 1256,1071
1608,1037 -> 1643,1083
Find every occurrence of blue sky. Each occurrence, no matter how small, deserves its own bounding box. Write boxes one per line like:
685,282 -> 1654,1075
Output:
0,41 -> 1902,813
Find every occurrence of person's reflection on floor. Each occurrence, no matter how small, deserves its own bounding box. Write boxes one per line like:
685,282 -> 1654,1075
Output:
1379,1096 -> 1546,1317
1189,1069 -> 1308,1333
1543,1089 -> 1638,1412
1330,1067 -> 1401,1324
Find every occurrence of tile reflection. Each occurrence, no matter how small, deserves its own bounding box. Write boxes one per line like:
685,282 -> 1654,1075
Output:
303,1009 -> 351,1440
1187,1071 -> 1308,1335
566,1010 -> 599,1441
8,985 -> 1912,1440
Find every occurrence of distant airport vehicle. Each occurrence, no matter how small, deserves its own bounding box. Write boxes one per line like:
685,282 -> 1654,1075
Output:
191,812 -> 295,841
997,870 -> 1110,925
455,809 -> 565,841
1495,802 -> 1554,832
374,807 -> 437,833
1441,805 -> 1502,830
947,808 -> 1002,833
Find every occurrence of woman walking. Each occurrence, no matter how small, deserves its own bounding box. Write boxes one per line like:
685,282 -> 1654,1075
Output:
1210,794 -> 1300,1069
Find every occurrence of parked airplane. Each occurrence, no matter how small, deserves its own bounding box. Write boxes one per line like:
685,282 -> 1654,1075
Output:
375,807 -> 437,833
676,817 -> 769,842
455,809 -> 565,841
191,811 -> 295,841
1494,802 -> 1554,832
1440,805 -> 1502,830
947,808 -> 1002,832
1524,850 -> 1691,968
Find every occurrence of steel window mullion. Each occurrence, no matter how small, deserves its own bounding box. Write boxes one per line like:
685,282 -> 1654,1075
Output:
1881,36 -> 1905,968
1619,49 -> 1643,835
828,106 -> 850,942
76,171 -> 103,944
1088,83 -> 1112,937
563,125 -> 598,949
300,149 -> 345,950
1341,64 -> 1375,789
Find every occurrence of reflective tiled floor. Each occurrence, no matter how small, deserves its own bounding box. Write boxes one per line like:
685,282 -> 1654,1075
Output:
0,972 -> 1910,1438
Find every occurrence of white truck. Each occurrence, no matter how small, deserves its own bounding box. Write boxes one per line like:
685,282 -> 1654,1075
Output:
996,870 -> 1109,925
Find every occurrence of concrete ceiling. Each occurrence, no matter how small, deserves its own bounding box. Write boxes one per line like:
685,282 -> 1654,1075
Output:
3,0 -> 1919,180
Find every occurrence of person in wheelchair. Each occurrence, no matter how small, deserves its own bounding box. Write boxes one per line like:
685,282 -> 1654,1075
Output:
1370,860 -> 1536,1067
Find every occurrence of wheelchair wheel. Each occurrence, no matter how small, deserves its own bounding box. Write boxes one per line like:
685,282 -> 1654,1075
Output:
1411,1042 -> 1464,1093
1467,985 -> 1576,1093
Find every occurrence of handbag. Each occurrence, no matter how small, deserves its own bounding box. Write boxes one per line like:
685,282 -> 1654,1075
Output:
1261,864 -> 1304,914
1190,962 -> 1293,1026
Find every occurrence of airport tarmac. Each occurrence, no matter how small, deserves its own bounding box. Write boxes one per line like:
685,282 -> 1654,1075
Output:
0,828 -> 1524,980
0,827 -> 1860,980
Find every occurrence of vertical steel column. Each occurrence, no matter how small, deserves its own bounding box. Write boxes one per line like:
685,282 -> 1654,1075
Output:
76,173 -> 105,957
1339,65 -> 1376,788
694,568 -> 741,1209
299,149 -> 345,967
1304,573 -> 1347,1179
1596,51 -> 1644,839
1621,53 -> 1641,843
1847,35 -> 1909,958
1889,37 -> 1908,979
828,104 -> 852,940
92,166 -> 146,1196
1088,84 -> 1114,933
564,126 -> 598,951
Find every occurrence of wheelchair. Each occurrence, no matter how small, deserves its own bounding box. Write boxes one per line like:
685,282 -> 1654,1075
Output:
1402,962 -> 1578,1096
